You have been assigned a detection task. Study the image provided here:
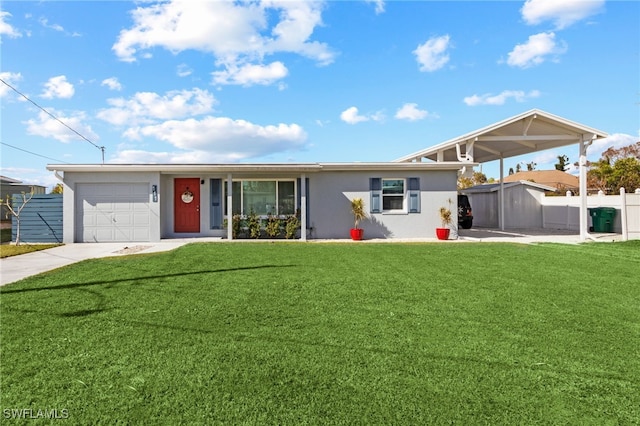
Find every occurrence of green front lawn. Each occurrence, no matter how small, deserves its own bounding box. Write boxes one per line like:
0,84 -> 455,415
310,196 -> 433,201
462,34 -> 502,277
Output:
1,243 -> 61,258
1,242 -> 638,424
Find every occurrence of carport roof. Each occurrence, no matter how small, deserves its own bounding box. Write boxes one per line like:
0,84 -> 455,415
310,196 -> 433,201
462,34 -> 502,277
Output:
393,109 -> 608,164
461,180 -> 556,193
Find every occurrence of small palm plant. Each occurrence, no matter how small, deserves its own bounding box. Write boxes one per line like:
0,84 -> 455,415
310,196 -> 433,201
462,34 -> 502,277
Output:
439,206 -> 452,228
351,197 -> 366,229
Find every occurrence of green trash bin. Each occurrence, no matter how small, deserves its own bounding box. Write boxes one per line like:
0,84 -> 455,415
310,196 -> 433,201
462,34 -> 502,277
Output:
589,207 -> 616,233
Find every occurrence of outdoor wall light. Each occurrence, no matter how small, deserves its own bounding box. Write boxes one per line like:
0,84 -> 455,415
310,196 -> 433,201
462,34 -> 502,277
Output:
152,185 -> 158,202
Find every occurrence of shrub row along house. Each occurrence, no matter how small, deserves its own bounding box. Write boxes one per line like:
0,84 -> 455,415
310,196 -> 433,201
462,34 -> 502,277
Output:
46,109 -> 608,243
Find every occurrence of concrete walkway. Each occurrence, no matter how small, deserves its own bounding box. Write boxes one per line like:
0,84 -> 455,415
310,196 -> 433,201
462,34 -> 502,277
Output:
0,230 -> 623,287
0,240 -> 208,286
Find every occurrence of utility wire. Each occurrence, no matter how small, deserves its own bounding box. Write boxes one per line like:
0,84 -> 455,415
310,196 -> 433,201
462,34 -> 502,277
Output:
1,141 -> 70,164
0,77 -> 105,163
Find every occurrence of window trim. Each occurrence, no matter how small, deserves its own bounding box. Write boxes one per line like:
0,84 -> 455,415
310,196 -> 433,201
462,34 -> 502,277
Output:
381,178 -> 407,213
223,178 -> 297,217
370,177 -> 420,214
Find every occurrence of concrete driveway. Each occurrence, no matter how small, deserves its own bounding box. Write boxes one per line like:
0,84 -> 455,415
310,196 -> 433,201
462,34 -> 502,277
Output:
457,227 -> 621,244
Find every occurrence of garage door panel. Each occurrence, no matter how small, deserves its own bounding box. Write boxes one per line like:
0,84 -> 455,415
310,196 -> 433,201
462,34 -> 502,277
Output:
133,228 -> 150,241
76,183 -> 151,242
133,213 -> 151,226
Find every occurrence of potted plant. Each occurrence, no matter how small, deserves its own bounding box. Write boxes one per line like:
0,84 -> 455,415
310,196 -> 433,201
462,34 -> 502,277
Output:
350,197 -> 366,240
436,202 -> 453,240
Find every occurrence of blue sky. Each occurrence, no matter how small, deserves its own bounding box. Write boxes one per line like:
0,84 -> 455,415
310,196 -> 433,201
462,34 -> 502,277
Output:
1,0 -> 638,190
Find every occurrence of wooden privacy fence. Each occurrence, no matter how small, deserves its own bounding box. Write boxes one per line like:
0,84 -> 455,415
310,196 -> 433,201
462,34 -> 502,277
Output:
11,194 -> 63,243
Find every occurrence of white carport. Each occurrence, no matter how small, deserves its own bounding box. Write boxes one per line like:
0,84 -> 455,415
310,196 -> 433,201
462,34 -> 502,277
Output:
394,109 -> 608,241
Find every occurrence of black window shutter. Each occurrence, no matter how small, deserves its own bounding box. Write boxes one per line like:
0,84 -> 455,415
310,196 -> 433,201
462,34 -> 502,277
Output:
370,178 -> 382,213
210,179 -> 223,229
408,177 -> 420,213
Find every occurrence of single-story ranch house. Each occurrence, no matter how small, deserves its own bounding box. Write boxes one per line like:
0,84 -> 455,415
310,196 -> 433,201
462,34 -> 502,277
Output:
46,162 -> 469,242
46,109 -> 607,243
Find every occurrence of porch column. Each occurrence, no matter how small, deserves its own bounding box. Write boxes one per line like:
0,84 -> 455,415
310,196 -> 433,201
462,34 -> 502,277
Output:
579,137 -> 591,241
499,156 -> 505,231
300,173 -> 307,241
227,173 -> 233,240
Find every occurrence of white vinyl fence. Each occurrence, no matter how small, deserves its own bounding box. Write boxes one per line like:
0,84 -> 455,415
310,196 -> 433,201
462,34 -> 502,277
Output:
541,189 -> 640,240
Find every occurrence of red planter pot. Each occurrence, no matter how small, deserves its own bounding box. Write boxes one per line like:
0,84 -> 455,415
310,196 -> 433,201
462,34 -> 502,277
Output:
350,228 -> 364,241
435,228 -> 450,240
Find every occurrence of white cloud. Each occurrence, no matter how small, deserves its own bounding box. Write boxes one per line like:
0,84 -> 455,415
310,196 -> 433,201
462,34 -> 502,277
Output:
212,61 -> 288,86
111,149 -> 246,164
395,103 -> 430,121
588,133 -> 638,158
531,151 -> 562,167
115,117 -> 307,162
463,90 -> 541,106
340,107 -> 367,124
0,71 -> 22,97
38,17 -> 64,32
506,32 -> 567,68
101,77 -> 122,91
25,109 -> 98,143
97,88 -> 217,126
177,64 -> 192,77
41,75 -> 75,99
366,0 -> 385,15
0,11 -> 21,38
414,35 -> 451,72
97,87 -> 307,161
112,1 -> 334,86
521,0 -> 605,29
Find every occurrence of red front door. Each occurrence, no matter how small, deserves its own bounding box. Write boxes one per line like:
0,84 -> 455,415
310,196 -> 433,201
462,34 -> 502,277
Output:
174,178 -> 200,233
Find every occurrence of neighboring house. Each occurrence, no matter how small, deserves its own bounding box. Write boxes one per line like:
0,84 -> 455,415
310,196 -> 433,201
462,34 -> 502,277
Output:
45,163 -> 469,242
0,176 -> 46,220
503,170 -> 579,193
461,181 -> 556,229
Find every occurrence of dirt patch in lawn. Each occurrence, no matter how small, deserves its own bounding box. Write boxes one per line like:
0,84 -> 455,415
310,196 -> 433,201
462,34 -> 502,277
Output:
112,245 -> 152,255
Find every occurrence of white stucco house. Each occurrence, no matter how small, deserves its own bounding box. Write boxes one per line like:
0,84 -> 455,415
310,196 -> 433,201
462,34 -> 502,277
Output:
46,109 -> 608,243
45,162 -> 469,242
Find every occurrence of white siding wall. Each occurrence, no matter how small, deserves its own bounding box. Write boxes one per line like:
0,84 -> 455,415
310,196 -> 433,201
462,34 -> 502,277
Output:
466,185 -> 546,229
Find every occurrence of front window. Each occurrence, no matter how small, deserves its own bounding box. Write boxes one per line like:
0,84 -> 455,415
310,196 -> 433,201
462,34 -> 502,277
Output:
225,180 -> 295,216
382,179 -> 405,211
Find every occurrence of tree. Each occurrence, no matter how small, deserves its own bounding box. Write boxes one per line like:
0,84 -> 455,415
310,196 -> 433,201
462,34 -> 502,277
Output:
50,183 -> 64,194
610,157 -> 640,192
525,161 -> 537,171
508,167 -> 514,176
515,163 -> 521,173
555,155 -> 569,171
1,187 -> 34,245
473,171 -> 487,185
602,141 -> 640,162
587,142 -> 640,193
457,171 -> 489,190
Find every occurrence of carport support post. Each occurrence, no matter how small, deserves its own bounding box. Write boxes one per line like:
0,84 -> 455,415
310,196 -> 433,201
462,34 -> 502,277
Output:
579,136 -> 592,242
227,174 -> 233,240
300,173 -> 307,241
499,156 -> 505,231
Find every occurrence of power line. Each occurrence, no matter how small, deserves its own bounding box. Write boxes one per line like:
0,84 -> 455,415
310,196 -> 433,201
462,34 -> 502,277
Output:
0,141 -> 70,164
0,77 -> 105,163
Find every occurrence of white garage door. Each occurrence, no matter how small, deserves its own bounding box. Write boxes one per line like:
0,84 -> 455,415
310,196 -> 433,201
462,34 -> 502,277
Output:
76,183 -> 151,242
